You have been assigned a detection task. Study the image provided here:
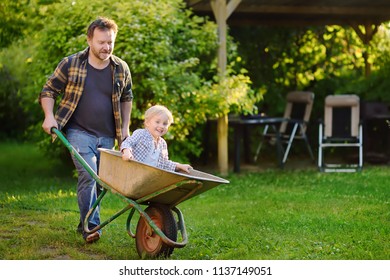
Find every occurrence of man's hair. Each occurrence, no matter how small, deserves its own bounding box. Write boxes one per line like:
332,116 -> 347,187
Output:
87,17 -> 118,39
144,105 -> 174,125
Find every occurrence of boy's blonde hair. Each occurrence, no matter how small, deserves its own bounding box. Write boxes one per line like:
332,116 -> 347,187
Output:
144,105 -> 174,125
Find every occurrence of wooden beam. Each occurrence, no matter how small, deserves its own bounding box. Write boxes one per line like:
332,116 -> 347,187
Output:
227,0 -> 241,19
226,5 -> 390,16
188,2 -> 390,17
225,17 -> 384,27
186,1 -> 390,26
211,0 -> 242,20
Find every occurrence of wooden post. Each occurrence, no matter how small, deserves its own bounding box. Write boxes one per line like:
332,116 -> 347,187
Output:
212,0 -> 228,174
211,0 -> 241,175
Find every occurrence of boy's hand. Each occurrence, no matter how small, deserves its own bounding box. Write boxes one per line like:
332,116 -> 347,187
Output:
176,163 -> 193,173
122,149 -> 134,161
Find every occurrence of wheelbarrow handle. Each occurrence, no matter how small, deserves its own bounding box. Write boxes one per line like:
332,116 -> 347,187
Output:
50,126 -> 58,134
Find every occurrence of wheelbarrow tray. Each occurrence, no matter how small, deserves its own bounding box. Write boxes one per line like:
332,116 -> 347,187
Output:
98,148 -> 229,205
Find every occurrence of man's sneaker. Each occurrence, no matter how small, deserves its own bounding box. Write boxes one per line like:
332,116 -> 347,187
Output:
85,232 -> 100,243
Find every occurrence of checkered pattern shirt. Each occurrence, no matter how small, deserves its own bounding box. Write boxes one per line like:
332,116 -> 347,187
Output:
120,129 -> 177,171
39,47 -> 133,145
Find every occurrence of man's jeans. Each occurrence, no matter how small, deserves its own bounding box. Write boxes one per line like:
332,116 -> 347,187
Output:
66,129 -> 115,239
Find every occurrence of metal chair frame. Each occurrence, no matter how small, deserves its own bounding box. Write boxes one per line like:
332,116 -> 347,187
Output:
318,95 -> 363,172
254,91 -> 315,165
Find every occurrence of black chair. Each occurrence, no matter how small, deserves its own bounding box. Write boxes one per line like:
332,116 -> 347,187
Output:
360,101 -> 390,164
318,95 -> 363,172
254,91 -> 315,165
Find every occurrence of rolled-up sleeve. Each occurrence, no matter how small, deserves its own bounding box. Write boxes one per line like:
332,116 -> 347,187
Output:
119,62 -> 133,102
39,57 -> 69,103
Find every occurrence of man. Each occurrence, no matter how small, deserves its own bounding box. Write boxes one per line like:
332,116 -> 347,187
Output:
39,17 -> 133,243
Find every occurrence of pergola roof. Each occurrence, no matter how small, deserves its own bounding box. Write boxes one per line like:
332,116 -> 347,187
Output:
185,0 -> 390,26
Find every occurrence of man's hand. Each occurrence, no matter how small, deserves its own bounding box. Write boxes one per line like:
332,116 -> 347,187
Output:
42,116 -> 58,135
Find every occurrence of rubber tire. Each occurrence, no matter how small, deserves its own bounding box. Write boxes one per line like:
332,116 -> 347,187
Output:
135,204 -> 177,258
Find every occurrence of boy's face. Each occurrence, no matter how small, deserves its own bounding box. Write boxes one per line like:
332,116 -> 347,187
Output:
145,113 -> 170,140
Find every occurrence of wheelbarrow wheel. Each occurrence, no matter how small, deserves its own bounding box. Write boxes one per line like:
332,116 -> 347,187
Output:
136,204 -> 177,258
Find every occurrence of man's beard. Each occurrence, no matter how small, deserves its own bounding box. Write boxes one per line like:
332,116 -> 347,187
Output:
91,47 -> 111,61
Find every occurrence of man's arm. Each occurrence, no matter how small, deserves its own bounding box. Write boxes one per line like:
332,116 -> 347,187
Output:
41,97 -> 57,135
121,101 -> 132,139
39,57 -> 70,135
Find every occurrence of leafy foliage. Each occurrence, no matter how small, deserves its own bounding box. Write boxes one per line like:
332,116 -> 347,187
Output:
0,0 -> 258,160
0,0 -> 43,49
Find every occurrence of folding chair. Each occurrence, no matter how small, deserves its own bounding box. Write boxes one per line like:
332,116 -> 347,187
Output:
360,101 -> 390,163
254,91 -> 315,165
318,95 -> 363,172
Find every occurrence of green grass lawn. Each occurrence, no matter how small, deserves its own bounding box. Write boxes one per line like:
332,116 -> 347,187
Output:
0,141 -> 389,260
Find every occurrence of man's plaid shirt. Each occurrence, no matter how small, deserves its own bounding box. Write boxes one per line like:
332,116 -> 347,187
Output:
120,129 -> 177,171
39,47 -> 133,145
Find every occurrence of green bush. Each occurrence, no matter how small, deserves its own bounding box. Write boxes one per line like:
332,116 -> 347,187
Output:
1,0 -> 259,162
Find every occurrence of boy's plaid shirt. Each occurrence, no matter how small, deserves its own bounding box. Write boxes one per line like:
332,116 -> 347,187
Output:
120,129 -> 177,171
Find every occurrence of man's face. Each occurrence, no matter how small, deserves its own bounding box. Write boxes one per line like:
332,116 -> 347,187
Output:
87,28 -> 116,62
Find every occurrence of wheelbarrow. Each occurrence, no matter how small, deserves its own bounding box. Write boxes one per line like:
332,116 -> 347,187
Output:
52,128 -> 229,258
